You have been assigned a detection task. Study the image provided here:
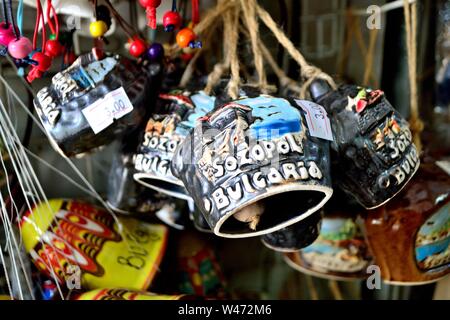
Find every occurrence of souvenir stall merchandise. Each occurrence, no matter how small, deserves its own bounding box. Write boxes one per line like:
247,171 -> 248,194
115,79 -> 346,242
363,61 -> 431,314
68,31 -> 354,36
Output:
20,199 -> 169,291
0,0 -> 447,301
363,161 -> 450,285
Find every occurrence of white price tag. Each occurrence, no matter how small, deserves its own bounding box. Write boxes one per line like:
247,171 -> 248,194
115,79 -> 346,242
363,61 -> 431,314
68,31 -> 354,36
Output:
82,87 -> 134,134
295,99 -> 333,141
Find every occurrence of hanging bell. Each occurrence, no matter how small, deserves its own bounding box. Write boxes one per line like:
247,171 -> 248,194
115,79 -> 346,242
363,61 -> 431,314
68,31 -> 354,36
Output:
261,211 -> 322,253
33,50 -> 162,157
133,90 -> 216,201
310,79 -> 420,209
363,161 -> 450,285
171,93 -> 333,238
107,151 -> 170,215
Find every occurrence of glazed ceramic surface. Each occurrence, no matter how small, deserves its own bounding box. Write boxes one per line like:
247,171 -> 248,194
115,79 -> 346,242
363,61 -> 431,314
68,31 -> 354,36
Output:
34,51 -> 162,157
310,80 -> 420,209
133,90 -> 215,200
364,162 -> 450,285
285,212 -> 373,280
20,199 -> 168,290
261,211 -> 322,252
107,152 -> 169,214
172,93 -> 333,238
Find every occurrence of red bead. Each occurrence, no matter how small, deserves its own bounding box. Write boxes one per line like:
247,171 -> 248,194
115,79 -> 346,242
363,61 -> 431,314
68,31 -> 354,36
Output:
0,22 -> 16,46
139,0 -> 161,8
45,40 -> 63,58
176,28 -> 196,48
163,11 -> 181,32
32,52 -> 52,72
129,38 -> 147,57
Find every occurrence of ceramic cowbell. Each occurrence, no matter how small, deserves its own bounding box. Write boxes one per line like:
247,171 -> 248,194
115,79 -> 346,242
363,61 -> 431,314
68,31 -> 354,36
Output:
107,152 -> 170,215
171,93 -> 333,238
364,162 -> 450,285
133,90 -> 216,200
20,199 -> 168,290
284,211 -> 373,280
33,50 -> 162,157
261,211 -> 322,252
310,80 -> 419,209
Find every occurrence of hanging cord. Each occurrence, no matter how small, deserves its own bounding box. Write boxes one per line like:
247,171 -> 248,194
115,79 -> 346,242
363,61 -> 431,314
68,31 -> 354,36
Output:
255,3 -> 336,98
45,0 -> 59,39
103,0 -> 137,39
225,4 -> 240,99
6,0 -> 18,39
403,0 -> 422,151
178,0 -> 232,87
172,0 -> 177,12
1,0 -> 9,27
239,0 -> 267,92
191,0 -> 199,26
203,4 -> 231,95
16,0 -> 23,35
257,36 -> 303,96
338,9 -> 378,87
363,27 -> 379,87
93,0 -> 98,19
32,0 -> 46,50
203,0 -> 234,95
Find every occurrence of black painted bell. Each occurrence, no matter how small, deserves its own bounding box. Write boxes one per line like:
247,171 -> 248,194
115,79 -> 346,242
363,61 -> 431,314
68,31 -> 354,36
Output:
172,94 -> 333,238
310,80 -> 420,209
261,211 -> 322,252
107,152 -> 169,214
133,90 -> 216,200
34,50 -> 162,157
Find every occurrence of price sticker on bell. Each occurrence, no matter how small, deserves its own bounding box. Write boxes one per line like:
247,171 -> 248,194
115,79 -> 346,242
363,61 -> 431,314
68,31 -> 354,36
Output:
295,99 -> 333,141
82,87 -> 134,134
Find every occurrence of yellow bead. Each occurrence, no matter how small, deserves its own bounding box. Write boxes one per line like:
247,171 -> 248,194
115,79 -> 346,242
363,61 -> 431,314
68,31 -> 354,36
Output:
90,20 -> 108,38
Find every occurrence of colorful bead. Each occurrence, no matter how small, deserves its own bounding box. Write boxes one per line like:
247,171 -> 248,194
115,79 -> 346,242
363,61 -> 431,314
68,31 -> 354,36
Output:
147,43 -> 164,60
32,52 -> 52,72
129,38 -> 147,58
0,22 -> 16,46
45,39 -> 63,57
176,28 -> 201,49
163,11 -> 181,32
89,20 -> 108,38
8,36 -> 32,59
